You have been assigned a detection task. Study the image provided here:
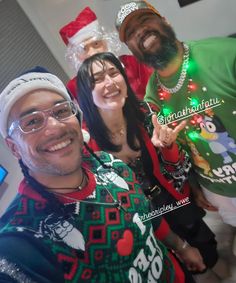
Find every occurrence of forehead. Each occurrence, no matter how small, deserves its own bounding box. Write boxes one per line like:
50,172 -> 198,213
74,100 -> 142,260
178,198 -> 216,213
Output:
9,90 -> 66,119
126,12 -> 160,30
91,60 -> 116,73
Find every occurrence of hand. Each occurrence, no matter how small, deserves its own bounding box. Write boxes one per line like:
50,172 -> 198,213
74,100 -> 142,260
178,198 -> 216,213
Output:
151,114 -> 187,148
176,244 -> 206,272
191,186 -> 218,211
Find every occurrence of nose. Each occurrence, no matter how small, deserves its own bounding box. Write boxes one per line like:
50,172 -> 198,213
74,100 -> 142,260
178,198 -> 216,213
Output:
87,46 -> 101,57
134,28 -> 143,40
131,25 -> 146,42
104,74 -> 114,87
43,116 -> 65,136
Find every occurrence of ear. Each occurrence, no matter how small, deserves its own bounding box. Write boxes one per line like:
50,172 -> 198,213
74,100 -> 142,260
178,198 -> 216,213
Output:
5,137 -> 21,159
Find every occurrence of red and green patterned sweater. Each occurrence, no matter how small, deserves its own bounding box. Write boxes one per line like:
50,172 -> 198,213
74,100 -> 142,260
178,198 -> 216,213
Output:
0,151 -> 186,283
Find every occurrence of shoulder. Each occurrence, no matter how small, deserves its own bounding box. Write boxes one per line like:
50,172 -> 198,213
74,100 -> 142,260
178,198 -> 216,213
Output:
188,37 -> 236,55
119,54 -> 153,72
0,233 -> 64,283
145,71 -> 160,102
139,101 -> 160,113
0,194 -> 22,226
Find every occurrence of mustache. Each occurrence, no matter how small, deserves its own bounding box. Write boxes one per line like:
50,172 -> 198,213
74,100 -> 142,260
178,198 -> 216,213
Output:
39,130 -> 79,149
142,36 -> 178,69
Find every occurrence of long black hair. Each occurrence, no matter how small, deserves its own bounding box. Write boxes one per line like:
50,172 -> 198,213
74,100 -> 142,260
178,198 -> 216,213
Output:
77,52 -> 145,152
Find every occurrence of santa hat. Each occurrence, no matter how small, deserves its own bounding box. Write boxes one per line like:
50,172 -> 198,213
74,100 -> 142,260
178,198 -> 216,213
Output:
59,7 -> 101,46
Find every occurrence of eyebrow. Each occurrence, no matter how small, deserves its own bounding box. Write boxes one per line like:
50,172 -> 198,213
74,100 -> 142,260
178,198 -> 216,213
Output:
93,66 -> 117,76
93,70 -> 105,77
127,13 -> 154,32
19,99 -> 66,118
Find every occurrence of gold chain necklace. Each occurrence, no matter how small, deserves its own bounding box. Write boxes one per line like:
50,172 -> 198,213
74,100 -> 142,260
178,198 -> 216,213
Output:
110,126 -> 126,140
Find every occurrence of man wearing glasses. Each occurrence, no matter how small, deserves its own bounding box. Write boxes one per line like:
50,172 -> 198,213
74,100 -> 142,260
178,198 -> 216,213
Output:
0,67 -> 204,282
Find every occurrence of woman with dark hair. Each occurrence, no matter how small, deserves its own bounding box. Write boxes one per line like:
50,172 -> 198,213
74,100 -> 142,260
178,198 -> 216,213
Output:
76,52 -> 225,282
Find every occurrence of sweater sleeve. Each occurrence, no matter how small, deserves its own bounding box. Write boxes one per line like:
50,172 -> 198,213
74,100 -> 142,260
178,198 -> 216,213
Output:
160,143 -> 180,164
153,217 -> 171,241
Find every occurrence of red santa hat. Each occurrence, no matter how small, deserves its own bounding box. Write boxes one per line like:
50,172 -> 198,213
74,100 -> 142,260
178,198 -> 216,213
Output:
59,7 -> 100,46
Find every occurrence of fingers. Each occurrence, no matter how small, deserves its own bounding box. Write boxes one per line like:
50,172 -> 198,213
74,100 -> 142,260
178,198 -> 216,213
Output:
194,261 -> 206,272
151,116 -> 186,148
151,115 -> 164,147
151,114 -> 161,131
173,120 -> 187,135
205,204 -> 218,211
195,194 -> 218,211
160,127 -> 171,141
177,245 -> 206,272
187,261 -> 206,272
151,137 -> 164,148
198,200 -> 217,211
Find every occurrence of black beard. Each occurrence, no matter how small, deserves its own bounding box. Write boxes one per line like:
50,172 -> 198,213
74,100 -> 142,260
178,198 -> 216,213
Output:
135,24 -> 178,70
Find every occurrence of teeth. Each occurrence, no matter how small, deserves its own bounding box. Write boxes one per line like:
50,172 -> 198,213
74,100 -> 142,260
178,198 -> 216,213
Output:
106,92 -> 119,98
143,35 -> 156,48
48,139 -> 71,152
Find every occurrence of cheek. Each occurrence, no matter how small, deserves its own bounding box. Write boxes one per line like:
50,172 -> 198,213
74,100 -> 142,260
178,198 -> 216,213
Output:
21,140 -> 37,157
126,39 -> 137,50
122,81 -> 128,93
76,52 -> 87,62
127,40 -> 143,57
92,89 -> 103,105
117,78 -> 128,95
11,135 -> 31,157
15,142 -> 35,163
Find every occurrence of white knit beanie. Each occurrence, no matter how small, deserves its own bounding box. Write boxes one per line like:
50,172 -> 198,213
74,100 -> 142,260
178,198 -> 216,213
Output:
0,66 -> 83,138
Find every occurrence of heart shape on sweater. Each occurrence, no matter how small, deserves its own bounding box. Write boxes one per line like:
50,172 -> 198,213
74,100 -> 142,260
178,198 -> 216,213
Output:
117,230 -> 134,256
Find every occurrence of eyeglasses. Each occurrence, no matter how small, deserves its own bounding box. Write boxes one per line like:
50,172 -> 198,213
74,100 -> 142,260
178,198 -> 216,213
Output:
8,101 -> 78,136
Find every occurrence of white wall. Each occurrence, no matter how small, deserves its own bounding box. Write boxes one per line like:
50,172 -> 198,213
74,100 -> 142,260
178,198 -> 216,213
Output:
0,136 -> 23,216
1,0 -> 236,214
16,0 -> 236,78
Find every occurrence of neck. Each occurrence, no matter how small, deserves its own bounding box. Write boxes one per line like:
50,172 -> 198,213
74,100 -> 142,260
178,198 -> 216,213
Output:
158,41 -> 184,78
29,168 -> 87,194
100,109 -> 126,133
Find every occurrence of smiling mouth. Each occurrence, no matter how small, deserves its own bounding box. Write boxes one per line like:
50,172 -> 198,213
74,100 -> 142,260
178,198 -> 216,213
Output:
143,34 -> 157,49
47,139 -> 72,152
105,91 -> 119,98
